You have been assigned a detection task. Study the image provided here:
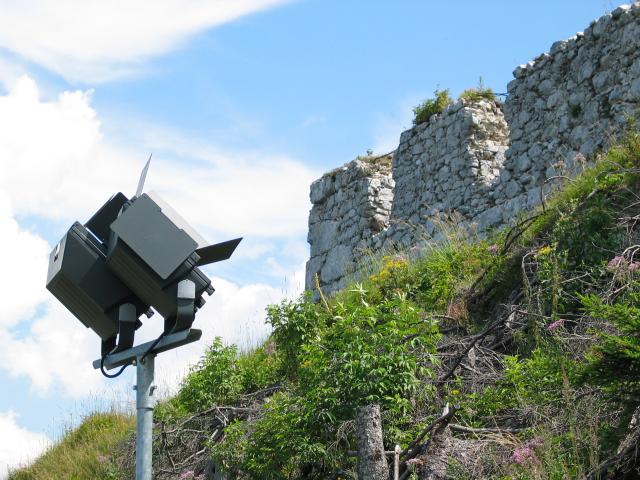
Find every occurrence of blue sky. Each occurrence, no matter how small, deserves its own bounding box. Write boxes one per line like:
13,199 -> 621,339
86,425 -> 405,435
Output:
0,0 -> 618,475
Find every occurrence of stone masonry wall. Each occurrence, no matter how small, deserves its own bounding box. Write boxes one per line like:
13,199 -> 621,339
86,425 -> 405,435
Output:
305,154 -> 394,294
306,3 -> 640,296
385,98 -> 509,248
476,2 -> 640,231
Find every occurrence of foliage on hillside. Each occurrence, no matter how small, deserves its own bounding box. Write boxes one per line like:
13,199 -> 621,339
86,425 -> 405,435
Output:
180,129 -> 640,479
14,129 -> 640,479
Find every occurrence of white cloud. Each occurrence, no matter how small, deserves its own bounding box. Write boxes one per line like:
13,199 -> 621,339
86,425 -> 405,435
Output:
0,75 -> 316,238
0,193 -> 49,327
0,411 -> 51,479
0,301 -> 102,397
0,57 -> 25,92
0,0 -> 291,83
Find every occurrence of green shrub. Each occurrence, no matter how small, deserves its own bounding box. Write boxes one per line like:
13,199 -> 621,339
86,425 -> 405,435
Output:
458,77 -> 496,102
412,89 -> 452,125
299,289 -> 440,423
175,338 -> 243,412
581,293 -> 640,404
211,393 -> 331,479
266,294 -> 324,380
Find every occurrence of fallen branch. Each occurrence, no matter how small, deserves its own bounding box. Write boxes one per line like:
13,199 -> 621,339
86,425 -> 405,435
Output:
400,405 -> 459,461
449,423 -> 524,435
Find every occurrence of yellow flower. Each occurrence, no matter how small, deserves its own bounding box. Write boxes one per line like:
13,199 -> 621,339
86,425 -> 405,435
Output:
537,245 -> 553,256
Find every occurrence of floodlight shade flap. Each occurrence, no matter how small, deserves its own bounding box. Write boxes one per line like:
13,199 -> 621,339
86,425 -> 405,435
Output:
195,238 -> 242,266
135,155 -> 151,198
85,192 -> 128,243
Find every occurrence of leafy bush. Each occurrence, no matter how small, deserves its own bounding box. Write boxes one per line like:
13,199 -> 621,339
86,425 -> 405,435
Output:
582,293 -> 640,404
266,294 -> 323,380
175,338 -> 244,413
412,89 -> 452,125
173,338 -> 279,414
299,288 -> 440,421
211,393 -> 331,479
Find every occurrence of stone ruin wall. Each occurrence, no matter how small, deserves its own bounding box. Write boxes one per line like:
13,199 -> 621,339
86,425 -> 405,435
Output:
386,98 -> 509,247
305,155 -> 394,294
306,3 -> 640,296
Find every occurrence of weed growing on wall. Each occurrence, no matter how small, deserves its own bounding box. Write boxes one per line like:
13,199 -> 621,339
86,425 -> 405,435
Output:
412,89 -> 453,125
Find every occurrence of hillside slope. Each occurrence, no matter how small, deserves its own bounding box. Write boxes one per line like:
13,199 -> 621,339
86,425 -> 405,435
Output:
11,130 -> 640,479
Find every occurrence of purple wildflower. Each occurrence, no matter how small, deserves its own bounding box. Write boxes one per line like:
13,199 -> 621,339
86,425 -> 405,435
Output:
511,446 -> 534,465
179,471 -> 195,480
487,244 -> 499,255
547,319 -> 565,331
630,262 -> 640,272
511,437 -> 543,465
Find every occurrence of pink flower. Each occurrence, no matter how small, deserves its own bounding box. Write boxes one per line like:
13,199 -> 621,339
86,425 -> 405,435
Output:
406,458 -> 424,466
547,319 -> 565,331
511,438 -> 543,464
527,437 -> 544,448
511,446 -> 534,464
630,262 -> 640,272
487,244 -> 499,254
179,471 -> 195,480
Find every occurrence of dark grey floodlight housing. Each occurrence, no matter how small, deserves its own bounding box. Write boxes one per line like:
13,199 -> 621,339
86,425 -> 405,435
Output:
46,158 -> 241,356
46,221 -> 150,355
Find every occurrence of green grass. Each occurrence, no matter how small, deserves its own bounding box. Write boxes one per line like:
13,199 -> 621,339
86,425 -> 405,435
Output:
459,86 -> 496,102
8,412 -> 134,480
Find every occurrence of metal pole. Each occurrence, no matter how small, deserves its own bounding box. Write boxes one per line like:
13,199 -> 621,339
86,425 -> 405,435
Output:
135,354 -> 155,480
394,444 -> 400,480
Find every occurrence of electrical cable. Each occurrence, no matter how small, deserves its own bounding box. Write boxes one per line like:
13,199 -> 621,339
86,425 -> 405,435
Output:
100,355 -> 129,378
100,329 -> 167,378
140,330 -> 166,364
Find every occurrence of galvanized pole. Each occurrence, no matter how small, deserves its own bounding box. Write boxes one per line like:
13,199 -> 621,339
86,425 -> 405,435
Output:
135,354 -> 156,480
394,444 -> 400,480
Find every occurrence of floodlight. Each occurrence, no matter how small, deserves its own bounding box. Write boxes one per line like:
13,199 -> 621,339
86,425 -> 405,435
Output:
46,157 -> 241,354
45,156 -> 242,480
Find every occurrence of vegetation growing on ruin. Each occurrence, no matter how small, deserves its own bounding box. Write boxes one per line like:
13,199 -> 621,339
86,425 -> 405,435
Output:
459,77 -> 496,102
412,89 -> 453,125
